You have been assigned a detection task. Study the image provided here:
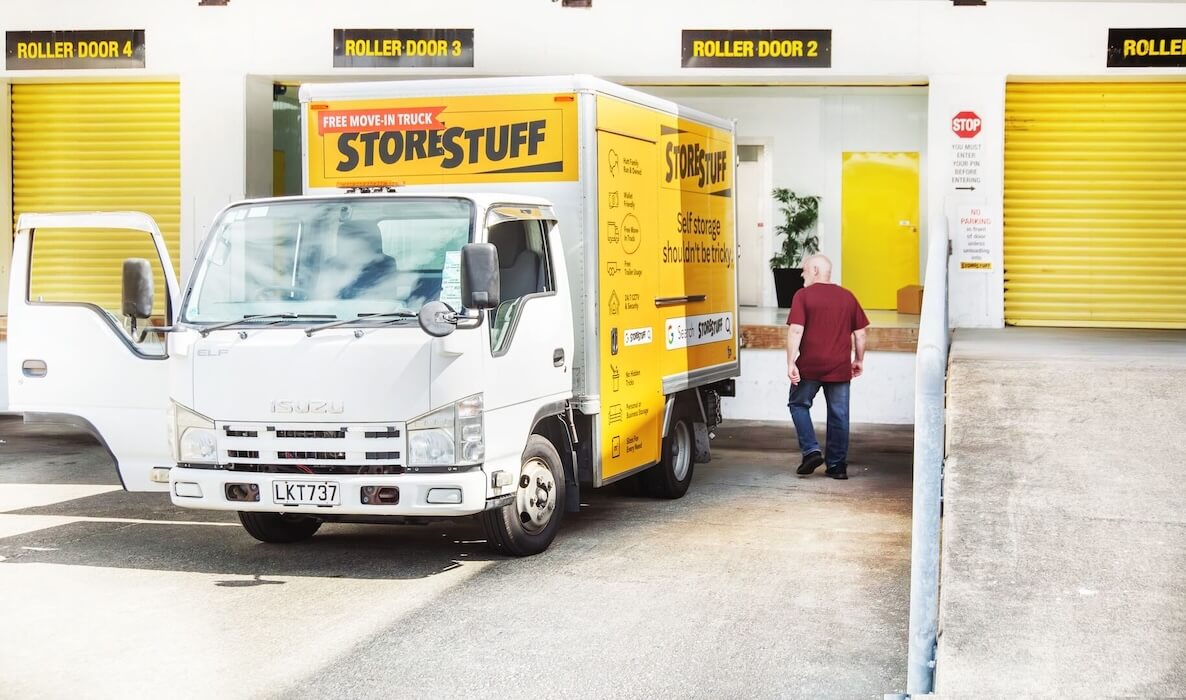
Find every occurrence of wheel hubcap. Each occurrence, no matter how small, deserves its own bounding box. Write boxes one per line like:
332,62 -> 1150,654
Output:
517,458 -> 556,534
671,421 -> 692,482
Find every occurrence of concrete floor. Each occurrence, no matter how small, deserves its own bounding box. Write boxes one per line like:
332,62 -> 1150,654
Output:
0,416 -> 913,699
936,327 -> 1186,696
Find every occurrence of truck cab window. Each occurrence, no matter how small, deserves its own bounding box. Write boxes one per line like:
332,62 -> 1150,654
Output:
182,198 -> 473,324
487,218 -> 552,354
27,226 -> 169,356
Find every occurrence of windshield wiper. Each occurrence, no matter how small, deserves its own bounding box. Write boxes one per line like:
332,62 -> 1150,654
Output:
198,313 -> 337,337
304,311 -> 418,337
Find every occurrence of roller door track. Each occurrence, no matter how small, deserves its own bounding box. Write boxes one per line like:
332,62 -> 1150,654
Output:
1004,82 -> 1186,329
12,82 -> 180,307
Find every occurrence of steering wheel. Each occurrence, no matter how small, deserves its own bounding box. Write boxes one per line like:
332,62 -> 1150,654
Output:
253,286 -> 309,301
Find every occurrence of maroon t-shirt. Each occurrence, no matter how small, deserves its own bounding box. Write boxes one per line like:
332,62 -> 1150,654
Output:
786,284 -> 870,382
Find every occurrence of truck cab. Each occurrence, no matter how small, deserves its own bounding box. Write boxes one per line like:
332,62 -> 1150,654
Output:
8,193 -> 577,555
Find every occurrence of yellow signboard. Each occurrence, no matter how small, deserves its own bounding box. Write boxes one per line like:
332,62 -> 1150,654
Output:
596,96 -> 736,479
306,93 -> 578,188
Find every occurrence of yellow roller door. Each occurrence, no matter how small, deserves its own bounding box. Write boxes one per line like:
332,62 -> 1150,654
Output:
12,83 -> 180,311
1004,82 -> 1186,328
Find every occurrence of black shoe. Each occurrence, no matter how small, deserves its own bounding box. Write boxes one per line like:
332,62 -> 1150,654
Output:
825,463 -> 848,480
796,451 -> 824,475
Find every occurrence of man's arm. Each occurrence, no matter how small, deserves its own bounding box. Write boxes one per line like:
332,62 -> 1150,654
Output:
787,323 -> 804,384
851,327 -> 867,378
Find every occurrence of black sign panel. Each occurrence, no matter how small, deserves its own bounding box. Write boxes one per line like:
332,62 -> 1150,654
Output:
682,29 -> 831,68
1108,28 -> 1186,67
6,30 -> 145,70
333,29 -> 474,68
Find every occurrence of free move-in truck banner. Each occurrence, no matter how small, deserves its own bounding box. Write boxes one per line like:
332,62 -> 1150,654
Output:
306,93 -> 579,188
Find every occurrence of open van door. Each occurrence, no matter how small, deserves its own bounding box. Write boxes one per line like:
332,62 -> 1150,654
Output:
7,212 -> 179,491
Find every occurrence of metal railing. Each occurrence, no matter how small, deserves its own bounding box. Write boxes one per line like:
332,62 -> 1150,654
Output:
904,216 -> 951,695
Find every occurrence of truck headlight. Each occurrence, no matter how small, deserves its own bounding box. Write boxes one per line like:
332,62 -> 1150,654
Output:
407,393 -> 484,467
171,402 -> 218,464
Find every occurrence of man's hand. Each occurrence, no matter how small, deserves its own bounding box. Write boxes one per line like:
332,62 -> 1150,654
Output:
851,360 -> 864,378
788,362 -> 800,385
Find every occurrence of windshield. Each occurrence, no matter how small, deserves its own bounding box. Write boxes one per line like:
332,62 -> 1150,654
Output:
182,197 -> 473,323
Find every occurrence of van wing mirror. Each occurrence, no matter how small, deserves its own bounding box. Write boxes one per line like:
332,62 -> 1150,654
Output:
121,258 -> 154,320
461,243 -> 500,310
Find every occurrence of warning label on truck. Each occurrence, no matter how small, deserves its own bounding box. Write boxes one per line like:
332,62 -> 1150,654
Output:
306,93 -> 578,188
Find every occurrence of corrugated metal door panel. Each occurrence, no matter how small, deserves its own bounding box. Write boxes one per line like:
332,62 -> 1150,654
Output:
1004,82 -> 1186,328
12,83 -> 180,312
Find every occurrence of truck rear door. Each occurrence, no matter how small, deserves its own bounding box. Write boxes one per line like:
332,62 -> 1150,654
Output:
6,212 -> 179,491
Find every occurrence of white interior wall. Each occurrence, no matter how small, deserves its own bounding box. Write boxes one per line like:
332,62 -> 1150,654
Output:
725,348 -> 915,425
642,88 -> 928,306
821,93 -> 930,286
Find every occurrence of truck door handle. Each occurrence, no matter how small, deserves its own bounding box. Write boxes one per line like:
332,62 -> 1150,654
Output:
553,348 -> 565,367
22,359 -> 47,378
654,294 -> 707,307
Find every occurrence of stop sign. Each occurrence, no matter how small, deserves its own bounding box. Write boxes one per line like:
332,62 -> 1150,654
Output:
952,111 -> 982,139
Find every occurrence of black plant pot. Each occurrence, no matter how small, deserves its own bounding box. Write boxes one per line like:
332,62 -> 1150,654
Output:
772,268 -> 805,308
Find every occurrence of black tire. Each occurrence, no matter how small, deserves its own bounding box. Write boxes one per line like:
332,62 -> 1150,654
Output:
238,512 -> 322,543
481,435 -> 566,557
642,413 -> 695,499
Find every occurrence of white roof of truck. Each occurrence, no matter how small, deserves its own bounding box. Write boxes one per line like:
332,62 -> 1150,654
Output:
299,74 -> 733,133
229,192 -> 557,210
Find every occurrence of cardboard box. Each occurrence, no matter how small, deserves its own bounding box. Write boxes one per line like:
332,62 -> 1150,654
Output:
897,285 -> 924,315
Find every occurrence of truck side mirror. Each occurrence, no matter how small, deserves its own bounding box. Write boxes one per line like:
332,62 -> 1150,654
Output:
121,258 -> 154,320
461,243 -> 500,310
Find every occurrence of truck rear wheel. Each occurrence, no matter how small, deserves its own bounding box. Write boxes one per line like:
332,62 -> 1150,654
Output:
643,413 -> 694,499
238,512 -> 322,543
481,435 -> 566,557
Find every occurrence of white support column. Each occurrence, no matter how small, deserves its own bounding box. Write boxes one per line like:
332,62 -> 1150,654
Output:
180,70 -> 250,281
926,74 -> 1007,329
245,75 -> 275,200
1,80 -> 12,313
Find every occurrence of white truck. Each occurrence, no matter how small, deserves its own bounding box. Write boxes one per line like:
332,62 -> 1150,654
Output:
7,76 -> 739,555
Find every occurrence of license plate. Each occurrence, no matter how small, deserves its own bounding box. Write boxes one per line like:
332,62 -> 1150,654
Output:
272,480 -> 340,506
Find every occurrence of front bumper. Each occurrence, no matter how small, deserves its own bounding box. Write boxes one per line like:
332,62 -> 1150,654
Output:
169,466 -> 491,517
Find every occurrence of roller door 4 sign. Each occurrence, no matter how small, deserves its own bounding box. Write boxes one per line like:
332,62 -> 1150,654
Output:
6,30 -> 145,69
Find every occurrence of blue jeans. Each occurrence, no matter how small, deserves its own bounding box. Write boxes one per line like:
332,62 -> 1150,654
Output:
788,380 -> 851,468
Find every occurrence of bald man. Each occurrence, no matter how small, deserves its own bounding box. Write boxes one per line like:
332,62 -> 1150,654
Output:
785,254 -> 869,480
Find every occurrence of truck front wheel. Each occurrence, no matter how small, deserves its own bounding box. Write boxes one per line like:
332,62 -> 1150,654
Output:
481,436 -> 566,557
643,413 -> 695,499
238,512 -> 322,543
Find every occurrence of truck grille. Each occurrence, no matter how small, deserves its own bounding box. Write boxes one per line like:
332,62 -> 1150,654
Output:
216,422 -> 406,469
278,451 -> 346,460
226,464 -> 406,475
275,430 -> 346,439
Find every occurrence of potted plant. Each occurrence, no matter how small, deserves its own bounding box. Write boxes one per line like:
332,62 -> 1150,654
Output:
769,188 -> 820,308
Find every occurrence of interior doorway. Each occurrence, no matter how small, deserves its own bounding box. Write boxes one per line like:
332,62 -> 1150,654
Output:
736,144 -> 766,307
841,151 -> 920,310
